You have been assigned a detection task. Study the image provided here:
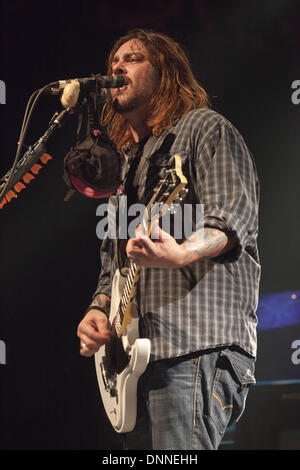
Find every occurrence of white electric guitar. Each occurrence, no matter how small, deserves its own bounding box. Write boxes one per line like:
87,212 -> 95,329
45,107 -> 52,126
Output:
94,154 -> 188,433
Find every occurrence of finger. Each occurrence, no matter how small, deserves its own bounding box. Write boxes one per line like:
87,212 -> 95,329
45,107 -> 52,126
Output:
77,333 -> 110,359
79,343 -> 96,357
150,220 -> 170,241
79,332 -> 102,350
150,220 -> 160,240
133,233 -> 157,252
136,221 -> 148,237
92,313 -> 110,333
79,333 -> 97,357
78,311 -> 110,339
78,321 -> 102,342
126,238 -> 148,259
130,244 -> 154,265
140,240 -> 156,257
79,331 -> 109,357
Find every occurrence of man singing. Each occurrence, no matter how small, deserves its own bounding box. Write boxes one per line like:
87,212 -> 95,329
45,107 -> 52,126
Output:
77,28 -> 260,450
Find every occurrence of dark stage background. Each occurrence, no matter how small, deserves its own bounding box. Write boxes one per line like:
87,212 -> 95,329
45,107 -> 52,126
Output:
0,0 -> 300,450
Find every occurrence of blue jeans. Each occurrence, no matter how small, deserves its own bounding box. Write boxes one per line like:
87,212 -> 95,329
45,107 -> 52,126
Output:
125,347 -> 255,450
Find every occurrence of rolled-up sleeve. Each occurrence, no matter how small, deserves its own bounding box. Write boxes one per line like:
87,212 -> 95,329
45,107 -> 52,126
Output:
193,119 -> 260,263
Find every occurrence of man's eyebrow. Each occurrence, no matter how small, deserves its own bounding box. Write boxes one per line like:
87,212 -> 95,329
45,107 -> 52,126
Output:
112,50 -> 145,62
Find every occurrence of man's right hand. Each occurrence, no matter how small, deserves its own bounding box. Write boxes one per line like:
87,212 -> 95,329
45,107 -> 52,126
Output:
77,309 -> 111,357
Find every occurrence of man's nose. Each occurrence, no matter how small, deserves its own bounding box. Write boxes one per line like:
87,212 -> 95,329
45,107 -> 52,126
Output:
112,60 -> 126,75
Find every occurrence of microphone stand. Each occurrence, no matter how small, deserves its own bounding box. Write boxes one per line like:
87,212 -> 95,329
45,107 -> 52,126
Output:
0,108 -> 71,209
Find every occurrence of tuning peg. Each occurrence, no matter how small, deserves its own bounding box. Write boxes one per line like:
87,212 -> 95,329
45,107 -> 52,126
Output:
168,204 -> 177,215
179,188 -> 188,197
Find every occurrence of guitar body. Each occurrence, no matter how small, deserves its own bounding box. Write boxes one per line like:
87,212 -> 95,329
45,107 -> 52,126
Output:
94,269 -> 151,433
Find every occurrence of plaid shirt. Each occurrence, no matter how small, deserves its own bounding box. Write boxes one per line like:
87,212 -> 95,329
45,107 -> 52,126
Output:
94,109 -> 260,361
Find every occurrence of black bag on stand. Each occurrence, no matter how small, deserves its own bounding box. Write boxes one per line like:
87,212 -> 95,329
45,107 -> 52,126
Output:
63,88 -> 121,201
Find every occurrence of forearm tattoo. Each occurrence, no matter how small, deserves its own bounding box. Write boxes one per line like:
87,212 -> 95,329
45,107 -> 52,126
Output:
182,228 -> 236,264
90,293 -> 111,314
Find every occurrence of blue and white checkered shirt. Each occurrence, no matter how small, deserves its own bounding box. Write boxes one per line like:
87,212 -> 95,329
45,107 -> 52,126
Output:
94,108 -> 260,361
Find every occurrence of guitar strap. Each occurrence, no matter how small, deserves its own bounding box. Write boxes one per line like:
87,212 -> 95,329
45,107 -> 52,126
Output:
132,134 -> 157,188
116,135 -> 158,272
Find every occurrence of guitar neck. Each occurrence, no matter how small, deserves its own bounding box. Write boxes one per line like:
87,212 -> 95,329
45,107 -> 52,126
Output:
114,262 -> 141,338
113,155 -> 188,338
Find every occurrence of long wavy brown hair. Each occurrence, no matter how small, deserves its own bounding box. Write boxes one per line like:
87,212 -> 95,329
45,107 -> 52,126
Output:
101,28 -> 211,152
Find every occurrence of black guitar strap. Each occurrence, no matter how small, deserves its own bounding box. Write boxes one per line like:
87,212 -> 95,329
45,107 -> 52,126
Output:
132,134 -> 157,188
116,135 -> 158,272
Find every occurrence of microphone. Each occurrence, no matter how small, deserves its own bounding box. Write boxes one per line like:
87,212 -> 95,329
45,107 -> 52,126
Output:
54,74 -> 126,90
47,75 -> 126,108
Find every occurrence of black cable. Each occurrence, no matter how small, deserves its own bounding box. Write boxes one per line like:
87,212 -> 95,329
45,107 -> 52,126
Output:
19,89 -> 40,143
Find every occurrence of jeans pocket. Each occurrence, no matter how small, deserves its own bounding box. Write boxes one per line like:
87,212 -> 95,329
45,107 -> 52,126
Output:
210,349 -> 255,435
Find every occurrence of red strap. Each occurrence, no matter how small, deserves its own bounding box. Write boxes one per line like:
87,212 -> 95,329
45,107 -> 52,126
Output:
70,174 -> 113,199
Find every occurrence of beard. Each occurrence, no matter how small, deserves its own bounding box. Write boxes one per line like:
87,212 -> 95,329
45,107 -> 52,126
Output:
112,95 -> 145,114
112,92 -> 150,114
111,80 -> 157,115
